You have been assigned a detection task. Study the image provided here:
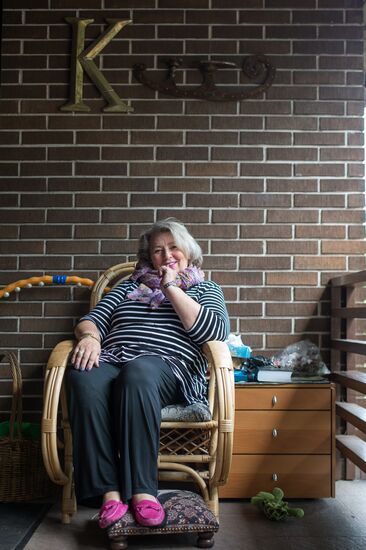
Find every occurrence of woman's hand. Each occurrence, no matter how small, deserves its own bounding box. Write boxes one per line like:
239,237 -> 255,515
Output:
159,265 -> 177,290
158,265 -> 201,330
71,335 -> 101,371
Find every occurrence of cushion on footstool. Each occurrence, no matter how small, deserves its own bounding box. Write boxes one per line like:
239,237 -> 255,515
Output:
107,490 -> 219,539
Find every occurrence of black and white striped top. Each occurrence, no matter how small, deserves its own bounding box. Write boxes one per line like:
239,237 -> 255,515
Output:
80,279 -> 230,405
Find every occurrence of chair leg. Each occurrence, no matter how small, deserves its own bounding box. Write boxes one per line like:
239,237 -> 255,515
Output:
61,487 -> 76,523
110,535 -> 128,550
61,462 -> 77,524
197,531 -> 215,548
207,486 -> 219,519
60,416 -> 77,524
61,513 -> 71,524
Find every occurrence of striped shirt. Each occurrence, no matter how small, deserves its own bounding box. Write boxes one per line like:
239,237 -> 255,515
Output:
80,279 -> 230,405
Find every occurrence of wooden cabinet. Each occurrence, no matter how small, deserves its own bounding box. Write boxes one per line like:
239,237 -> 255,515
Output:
220,383 -> 335,499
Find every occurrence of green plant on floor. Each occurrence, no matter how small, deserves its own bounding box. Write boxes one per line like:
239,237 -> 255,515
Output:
251,487 -> 305,521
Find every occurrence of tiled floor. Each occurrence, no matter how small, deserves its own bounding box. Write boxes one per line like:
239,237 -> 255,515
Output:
24,480 -> 366,550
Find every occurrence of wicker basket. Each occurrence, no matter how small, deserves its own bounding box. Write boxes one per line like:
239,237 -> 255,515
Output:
0,351 -> 54,502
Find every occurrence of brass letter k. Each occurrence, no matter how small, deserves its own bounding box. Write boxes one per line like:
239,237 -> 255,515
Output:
61,18 -> 133,113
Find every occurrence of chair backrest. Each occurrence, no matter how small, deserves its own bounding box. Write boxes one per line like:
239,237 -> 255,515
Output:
90,262 -> 136,309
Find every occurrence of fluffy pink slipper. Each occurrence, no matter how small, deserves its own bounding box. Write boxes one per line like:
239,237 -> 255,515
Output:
98,499 -> 128,529
132,499 -> 166,527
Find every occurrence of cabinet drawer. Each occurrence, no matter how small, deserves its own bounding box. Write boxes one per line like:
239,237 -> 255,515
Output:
235,386 -> 331,411
220,454 -> 333,499
233,410 -> 331,454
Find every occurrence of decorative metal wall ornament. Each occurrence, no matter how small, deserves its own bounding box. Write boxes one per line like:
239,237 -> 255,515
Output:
133,55 -> 275,102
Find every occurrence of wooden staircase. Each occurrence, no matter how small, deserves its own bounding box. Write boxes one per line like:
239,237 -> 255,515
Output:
330,271 -> 366,477
333,372 -> 366,472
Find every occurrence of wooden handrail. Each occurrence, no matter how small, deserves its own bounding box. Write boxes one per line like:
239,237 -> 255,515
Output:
330,270 -> 366,287
331,307 -> 366,319
330,339 -> 366,355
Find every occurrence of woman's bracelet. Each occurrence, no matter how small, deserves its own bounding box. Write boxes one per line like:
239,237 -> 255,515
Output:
162,281 -> 178,289
78,332 -> 101,344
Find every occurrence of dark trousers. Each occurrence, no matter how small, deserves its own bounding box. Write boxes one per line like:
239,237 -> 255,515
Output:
66,356 -> 181,504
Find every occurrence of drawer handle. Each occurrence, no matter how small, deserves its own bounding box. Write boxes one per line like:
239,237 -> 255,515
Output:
272,428 -> 278,438
272,395 -> 277,406
272,473 -> 278,481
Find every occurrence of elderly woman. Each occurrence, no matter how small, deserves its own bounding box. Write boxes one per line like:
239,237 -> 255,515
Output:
67,218 -> 229,530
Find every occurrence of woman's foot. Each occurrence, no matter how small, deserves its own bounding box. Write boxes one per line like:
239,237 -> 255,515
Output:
98,499 -> 128,529
98,492 -> 128,529
131,494 -> 166,527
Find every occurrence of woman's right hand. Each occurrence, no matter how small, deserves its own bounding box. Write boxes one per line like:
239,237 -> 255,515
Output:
71,336 -> 101,371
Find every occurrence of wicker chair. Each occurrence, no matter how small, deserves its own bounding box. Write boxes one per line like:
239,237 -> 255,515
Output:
41,262 -> 234,525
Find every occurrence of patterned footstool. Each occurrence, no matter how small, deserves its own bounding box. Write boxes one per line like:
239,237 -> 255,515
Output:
107,490 -> 219,549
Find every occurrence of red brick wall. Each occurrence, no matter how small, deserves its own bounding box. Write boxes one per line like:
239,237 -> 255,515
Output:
0,1 -> 365,419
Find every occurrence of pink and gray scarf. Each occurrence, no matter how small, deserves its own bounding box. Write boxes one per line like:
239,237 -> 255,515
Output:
127,265 -> 205,309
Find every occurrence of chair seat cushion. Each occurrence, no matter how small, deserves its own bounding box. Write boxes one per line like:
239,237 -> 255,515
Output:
107,490 -> 219,539
161,403 -> 211,422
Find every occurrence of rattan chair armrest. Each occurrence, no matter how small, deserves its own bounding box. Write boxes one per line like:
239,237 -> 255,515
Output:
202,340 -> 234,486
42,339 -> 74,485
46,340 -> 75,370
202,340 -> 233,371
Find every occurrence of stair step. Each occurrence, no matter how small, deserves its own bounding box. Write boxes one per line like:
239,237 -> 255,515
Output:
336,402 -> 366,434
336,435 -> 366,473
331,339 -> 366,355
331,370 -> 366,394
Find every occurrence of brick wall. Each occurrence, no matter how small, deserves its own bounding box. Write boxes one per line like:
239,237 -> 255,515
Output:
0,0 -> 365,419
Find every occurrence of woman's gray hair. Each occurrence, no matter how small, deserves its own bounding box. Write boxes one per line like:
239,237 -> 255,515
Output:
137,218 -> 203,268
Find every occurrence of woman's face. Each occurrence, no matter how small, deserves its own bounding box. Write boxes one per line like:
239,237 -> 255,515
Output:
150,231 -> 189,273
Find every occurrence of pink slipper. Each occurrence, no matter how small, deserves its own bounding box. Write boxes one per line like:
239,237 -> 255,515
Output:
132,499 -> 166,527
98,499 -> 128,529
